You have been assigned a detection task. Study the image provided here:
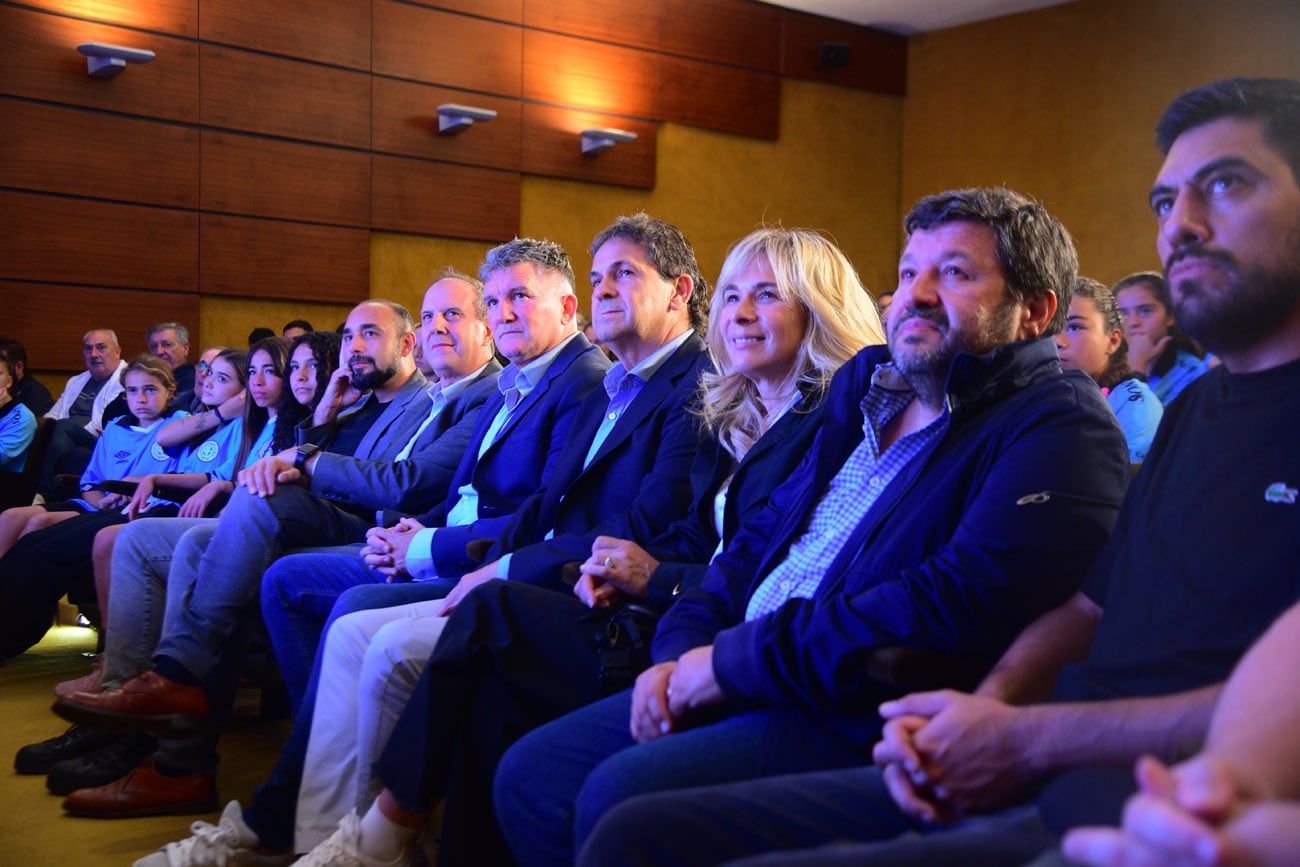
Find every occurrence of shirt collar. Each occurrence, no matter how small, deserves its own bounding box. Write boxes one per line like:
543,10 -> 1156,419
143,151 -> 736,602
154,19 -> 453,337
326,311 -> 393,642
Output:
604,329 -> 693,398
499,332 -> 581,398
429,360 -> 492,404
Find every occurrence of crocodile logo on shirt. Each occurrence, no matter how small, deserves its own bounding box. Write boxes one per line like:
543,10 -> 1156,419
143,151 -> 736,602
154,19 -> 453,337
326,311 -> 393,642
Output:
1265,482 -> 1298,505
197,440 -> 220,463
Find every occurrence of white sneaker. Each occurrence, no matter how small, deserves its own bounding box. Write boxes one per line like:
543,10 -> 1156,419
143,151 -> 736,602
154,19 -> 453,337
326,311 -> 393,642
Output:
293,810 -> 413,867
133,800 -> 294,867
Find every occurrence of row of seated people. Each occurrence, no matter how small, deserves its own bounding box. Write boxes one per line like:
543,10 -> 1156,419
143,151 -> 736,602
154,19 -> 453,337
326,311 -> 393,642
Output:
2,74 -> 1296,867
0,317 -> 322,506
0,259 -> 1212,505
0,330 -> 344,658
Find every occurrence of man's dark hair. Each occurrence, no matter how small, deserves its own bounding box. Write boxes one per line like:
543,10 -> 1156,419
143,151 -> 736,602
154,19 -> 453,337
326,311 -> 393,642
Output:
480,238 -> 576,293
1156,77 -> 1300,184
248,327 -> 276,347
0,337 -> 28,376
282,319 -> 314,334
903,187 -> 1078,335
589,213 -> 711,334
361,298 -> 418,338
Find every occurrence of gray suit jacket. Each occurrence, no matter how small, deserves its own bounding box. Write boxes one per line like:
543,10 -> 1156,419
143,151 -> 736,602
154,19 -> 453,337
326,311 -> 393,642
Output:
309,363 -> 502,514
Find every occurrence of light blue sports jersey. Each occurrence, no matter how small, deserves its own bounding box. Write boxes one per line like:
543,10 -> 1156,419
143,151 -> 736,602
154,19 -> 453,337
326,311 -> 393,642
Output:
79,415 -> 182,490
186,416 -> 245,482
146,416 -> 244,508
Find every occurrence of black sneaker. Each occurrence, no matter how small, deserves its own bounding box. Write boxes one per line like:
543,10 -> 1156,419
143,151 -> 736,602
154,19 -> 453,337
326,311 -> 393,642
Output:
46,731 -> 158,796
14,726 -> 121,775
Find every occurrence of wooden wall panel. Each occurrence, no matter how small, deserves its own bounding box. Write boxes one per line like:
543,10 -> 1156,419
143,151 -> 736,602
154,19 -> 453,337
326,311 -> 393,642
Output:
0,192 -> 198,292
200,132 -> 370,226
523,30 -> 658,119
371,156 -> 520,240
0,283 -> 200,372
0,99 -> 199,209
199,0 -> 371,69
658,0 -> 781,72
0,6 -> 199,123
200,45 -> 370,148
781,10 -> 907,95
200,215 -> 370,303
523,0 -> 779,72
659,56 -> 780,139
402,0 -> 522,25
14,0 -> 197,38
373,1 -> 521,96
521,104 -> 655,189
372,78 -> 522,171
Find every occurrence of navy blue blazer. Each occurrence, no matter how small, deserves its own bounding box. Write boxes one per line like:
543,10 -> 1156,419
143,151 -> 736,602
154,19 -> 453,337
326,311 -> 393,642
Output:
309,360 -> 502,515
421,334 -> 610,577
641,384 -> 831,610
653,337 -> 1131,754
486,333 -> 714,589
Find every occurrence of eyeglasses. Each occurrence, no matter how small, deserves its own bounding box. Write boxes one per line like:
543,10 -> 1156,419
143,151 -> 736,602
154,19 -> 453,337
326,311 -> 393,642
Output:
197,361 -> 211,373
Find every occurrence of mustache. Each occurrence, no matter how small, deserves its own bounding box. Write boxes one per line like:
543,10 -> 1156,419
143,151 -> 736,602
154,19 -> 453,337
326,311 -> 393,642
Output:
891,307 -> 949,335
348,354 -> 376,368
1165,246 -> 1238,274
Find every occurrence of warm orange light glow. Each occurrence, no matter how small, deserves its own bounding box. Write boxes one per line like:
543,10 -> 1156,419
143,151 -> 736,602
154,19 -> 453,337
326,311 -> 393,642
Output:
37,0 -> 181,34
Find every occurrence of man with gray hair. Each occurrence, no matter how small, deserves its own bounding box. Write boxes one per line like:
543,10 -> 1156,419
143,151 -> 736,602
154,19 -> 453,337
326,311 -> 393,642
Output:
145,322 -> 194,404
39,327 -> 127,498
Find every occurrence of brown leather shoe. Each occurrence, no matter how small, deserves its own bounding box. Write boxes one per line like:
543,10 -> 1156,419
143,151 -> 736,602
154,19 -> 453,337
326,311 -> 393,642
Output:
62,759 -> 218,818
52,671 -> 209,738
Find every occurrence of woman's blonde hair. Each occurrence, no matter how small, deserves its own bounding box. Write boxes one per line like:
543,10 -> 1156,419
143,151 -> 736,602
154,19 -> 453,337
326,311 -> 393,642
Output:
698,227 -> 885,459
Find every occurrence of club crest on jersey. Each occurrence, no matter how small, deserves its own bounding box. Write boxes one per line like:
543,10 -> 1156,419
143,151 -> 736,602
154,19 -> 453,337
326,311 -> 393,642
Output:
197,440 -> 220,462
1265,482 -> 1298,505
152,442 -> 168,461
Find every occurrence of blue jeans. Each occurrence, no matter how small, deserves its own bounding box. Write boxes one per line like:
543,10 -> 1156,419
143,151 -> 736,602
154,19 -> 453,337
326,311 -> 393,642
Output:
243,557 -> 453,852
150,485 -> 372,679
494,690 -> 864,867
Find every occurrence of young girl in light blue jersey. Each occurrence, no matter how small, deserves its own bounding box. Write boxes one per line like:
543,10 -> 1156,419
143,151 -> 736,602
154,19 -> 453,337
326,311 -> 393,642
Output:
0,355 -> 37,473
126,338 -> 288,520
0,356 -> 182,557
1114,271 -> 1211,405
1057,278 -> 1164,463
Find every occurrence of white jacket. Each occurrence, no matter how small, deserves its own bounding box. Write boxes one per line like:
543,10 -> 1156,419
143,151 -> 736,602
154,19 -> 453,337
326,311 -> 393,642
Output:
45,360 -> 127,436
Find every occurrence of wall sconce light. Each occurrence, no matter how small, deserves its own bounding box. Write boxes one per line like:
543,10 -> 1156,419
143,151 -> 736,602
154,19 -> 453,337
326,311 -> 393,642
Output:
77,42 -> 156,78
580,128 -> 637,156
436,104 -> 498,135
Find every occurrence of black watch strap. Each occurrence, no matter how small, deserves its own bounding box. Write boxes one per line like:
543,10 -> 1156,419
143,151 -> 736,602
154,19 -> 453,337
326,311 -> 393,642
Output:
294,443 -> 320,472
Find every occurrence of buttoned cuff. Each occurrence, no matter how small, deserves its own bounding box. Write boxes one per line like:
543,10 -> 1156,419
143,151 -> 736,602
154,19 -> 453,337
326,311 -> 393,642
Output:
407,528 -> 438,580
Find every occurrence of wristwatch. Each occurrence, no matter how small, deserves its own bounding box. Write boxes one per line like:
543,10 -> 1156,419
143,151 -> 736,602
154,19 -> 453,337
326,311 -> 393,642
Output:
293,443 -> 320,473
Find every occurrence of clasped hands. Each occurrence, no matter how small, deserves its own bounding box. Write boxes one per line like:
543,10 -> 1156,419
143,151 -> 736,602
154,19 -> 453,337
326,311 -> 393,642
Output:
871,690 -> 1032,823
628,646 -> 727,744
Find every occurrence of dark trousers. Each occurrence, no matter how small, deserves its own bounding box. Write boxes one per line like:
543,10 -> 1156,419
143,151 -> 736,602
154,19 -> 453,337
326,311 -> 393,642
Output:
374,581 -> 616,867
0,508 -> 128,657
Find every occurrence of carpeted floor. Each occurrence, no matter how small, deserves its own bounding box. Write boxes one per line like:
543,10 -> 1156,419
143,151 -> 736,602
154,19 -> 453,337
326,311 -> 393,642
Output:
0,625 -> 291,865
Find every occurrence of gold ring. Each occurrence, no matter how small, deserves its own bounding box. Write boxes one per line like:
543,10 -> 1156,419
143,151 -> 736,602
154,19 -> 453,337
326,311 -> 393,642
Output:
603,556 -> 614,568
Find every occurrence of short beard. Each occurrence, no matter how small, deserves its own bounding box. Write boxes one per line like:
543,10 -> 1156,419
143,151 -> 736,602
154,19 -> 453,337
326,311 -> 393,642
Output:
349,358 -> 399,392
890,300 -> 1020,408
1170,242 -> 1300,357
